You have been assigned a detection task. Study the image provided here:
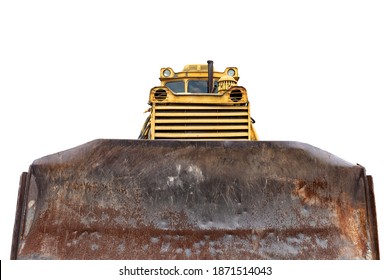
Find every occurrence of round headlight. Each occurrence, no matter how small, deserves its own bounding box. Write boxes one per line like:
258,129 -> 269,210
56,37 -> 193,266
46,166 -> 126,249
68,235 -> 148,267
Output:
163,69 -> 171,77
227,69 -> 235,76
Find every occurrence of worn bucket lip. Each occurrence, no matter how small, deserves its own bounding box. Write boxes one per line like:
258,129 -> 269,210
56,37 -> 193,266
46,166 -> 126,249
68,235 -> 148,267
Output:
32,139 -> 356,168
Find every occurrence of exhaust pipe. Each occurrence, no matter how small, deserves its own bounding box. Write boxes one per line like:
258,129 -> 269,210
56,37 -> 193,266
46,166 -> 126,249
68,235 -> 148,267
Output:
207,60 -> 213,93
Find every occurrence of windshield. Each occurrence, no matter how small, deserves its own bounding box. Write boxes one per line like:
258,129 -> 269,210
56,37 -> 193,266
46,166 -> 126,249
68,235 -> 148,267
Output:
165,80 -> 218,93
188,80 -> 208,93
165,81 -> 184,93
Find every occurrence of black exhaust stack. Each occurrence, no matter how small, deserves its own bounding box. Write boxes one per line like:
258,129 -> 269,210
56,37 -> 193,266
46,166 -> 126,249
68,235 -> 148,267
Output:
207,60 -> 213,93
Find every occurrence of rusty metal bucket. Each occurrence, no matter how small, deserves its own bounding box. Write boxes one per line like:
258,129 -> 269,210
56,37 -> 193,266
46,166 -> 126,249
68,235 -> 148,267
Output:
11,140 -> 379,259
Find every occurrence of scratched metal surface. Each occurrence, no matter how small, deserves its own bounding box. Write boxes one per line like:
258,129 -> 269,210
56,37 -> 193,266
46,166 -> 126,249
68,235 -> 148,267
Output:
11,140 -> 379,259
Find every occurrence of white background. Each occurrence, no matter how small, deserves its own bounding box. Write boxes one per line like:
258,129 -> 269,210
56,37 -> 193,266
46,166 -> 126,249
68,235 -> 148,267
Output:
1,0 -> 389,279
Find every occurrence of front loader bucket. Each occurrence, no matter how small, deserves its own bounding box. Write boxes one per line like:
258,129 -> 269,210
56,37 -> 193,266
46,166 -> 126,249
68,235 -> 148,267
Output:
11,140 -> 379,259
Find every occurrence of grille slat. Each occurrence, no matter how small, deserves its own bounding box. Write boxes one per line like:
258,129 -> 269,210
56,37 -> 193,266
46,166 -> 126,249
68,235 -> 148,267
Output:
155,112 -> 248,117
155,105 -> 247,110
155,125 -> 249,130
155,118 -> 248,124
155,132 -> 249,138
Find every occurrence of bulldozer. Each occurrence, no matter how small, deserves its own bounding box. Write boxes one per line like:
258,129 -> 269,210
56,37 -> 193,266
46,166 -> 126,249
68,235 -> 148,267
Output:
11,61 -> 379,259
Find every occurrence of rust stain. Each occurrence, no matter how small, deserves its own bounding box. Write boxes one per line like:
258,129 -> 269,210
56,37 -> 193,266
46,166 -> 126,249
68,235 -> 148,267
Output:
293,178 -> 329,206
293,179 -> 370,259
334,195 -> 369,259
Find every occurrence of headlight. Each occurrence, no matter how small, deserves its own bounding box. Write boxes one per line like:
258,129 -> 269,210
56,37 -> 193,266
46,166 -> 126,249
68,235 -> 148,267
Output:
163,69 -> 171,77
227,69 -> 235,76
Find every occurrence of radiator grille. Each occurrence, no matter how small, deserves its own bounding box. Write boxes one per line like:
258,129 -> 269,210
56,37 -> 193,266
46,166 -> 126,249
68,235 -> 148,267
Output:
153,104 -> 250,139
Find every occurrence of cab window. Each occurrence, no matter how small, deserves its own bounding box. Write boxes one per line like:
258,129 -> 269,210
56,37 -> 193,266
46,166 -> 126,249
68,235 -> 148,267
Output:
165,81 -> 184,93
188,80 -> 208,93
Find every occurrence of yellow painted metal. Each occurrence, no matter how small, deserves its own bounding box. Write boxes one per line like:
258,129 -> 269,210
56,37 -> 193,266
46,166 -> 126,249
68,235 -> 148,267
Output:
149,86 -> 248,104
154,132 -> 249,138
155,119 -> 248,124
155,125 -> 249,131
160,65 -> 239,80
155,112 -> 248,117
250,123 -> 258,140
154,105 -> 246,110
158,64 -> 239,93
150,106 -> 156,140
139,63 -> 258,140
218,75 -> 238,93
